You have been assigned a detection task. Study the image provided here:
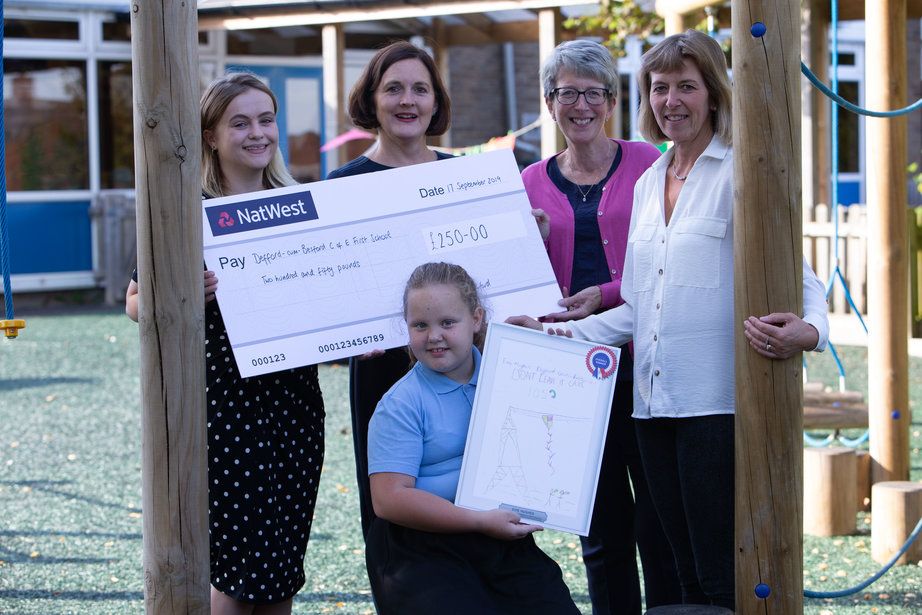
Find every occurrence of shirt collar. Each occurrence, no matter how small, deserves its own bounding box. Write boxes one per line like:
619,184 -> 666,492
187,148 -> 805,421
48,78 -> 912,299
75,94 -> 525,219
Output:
416,345 -> 482,394
652,133 -> 730,170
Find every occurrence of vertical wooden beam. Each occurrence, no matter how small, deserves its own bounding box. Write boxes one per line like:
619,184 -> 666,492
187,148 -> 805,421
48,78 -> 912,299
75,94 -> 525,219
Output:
866,0 -> 910,484
538,7 -> 563,159
130,1 -> 209,612
322,23 -> 346,171
663,12 -> 685,35
805,0 -> 830,209
431,17 -> 450,148
731,2 -> 804,613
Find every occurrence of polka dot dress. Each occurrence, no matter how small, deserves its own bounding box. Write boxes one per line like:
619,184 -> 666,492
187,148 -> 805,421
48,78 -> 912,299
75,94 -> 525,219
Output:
205,301 -> 324,604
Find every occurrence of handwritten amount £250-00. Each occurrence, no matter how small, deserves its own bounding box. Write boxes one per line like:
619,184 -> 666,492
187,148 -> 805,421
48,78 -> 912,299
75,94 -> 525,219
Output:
429,224 -> 489,252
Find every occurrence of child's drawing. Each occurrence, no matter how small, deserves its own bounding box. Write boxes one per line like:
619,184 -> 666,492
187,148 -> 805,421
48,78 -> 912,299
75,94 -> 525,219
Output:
482,405 -> 590,512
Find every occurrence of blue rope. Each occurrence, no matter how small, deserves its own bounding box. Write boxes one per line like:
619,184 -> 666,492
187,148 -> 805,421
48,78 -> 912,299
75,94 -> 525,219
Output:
801,1 -> 872,447
0,0 -> 13,321
802,61 -> 922,118
805,516 -> 922,598
804,432 -> 837,447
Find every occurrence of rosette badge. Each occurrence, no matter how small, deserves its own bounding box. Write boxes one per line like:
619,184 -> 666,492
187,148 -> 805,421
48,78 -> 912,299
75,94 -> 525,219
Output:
585,346 -> 617,380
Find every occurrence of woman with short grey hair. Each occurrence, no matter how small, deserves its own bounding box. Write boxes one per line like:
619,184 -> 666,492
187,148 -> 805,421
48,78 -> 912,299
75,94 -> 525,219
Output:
522,39 -> 680,615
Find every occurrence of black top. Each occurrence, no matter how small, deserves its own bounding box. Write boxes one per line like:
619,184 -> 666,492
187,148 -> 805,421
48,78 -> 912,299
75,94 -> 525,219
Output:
546,148 -> 622,296
546,149 -> 632,383
327,151 -> 454,180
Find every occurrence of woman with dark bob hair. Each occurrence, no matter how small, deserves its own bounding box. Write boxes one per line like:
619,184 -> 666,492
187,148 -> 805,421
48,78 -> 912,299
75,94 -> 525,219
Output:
326,40 -> 453,553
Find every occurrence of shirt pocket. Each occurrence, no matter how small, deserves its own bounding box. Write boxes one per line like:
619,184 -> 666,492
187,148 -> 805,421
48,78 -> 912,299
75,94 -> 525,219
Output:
669,217 -> 727,289
629,224 -> 658,293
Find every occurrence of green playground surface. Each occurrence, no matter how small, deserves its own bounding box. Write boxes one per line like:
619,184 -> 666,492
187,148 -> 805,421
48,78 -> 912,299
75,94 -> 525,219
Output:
1,308 -> 920,614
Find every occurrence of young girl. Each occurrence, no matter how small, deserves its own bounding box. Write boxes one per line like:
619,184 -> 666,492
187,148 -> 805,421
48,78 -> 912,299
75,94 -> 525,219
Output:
126,73 -> 324,615
365,262 -> 579,614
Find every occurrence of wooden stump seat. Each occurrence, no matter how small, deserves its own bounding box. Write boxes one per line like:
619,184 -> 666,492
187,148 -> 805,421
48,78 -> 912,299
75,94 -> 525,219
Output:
804,447 -> 857,536
871,481 -> 922,565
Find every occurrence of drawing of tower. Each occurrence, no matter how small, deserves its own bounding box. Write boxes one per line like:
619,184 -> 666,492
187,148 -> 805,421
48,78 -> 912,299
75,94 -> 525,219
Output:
486,408 -> 528,495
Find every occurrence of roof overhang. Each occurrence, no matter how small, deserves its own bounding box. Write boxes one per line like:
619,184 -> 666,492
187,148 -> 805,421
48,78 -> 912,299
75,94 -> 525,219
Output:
198,0 -> 591,30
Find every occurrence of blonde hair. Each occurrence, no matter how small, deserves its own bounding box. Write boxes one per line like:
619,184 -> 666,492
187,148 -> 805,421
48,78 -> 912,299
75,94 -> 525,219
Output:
200,72 -> 296,197
402,262 -> 487,355
637,30 -> 732,146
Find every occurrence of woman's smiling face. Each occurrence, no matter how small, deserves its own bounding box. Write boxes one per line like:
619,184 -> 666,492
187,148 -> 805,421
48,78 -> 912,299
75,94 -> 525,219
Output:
373,58 -> 437,144
204,87 -> 279,178
649,58 -> 715,149
547,69 -> 614,147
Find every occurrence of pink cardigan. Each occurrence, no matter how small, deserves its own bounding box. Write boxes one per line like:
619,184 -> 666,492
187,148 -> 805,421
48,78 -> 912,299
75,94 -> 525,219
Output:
521,139 -> 661,309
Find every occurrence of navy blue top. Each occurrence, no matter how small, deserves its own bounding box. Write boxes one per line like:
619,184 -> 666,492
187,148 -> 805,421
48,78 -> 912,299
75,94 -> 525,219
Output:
546,149 -> 622,297
547,149 -> 632,382
327,151 -> 454,180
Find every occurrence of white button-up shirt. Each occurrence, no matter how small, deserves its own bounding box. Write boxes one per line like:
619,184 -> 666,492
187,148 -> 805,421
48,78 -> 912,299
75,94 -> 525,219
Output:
551,136 -> 829,419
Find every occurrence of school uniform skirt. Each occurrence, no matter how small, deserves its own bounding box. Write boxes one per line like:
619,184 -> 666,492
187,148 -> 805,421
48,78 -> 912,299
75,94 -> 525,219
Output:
366,518 -> 580,615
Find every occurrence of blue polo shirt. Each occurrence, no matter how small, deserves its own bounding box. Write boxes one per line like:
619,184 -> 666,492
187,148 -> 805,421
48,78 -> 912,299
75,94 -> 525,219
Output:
367,347 -> 480,502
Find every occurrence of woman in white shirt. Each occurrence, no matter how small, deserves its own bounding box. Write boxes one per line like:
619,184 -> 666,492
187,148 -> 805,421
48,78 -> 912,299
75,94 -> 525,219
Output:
510,30 -> 828,610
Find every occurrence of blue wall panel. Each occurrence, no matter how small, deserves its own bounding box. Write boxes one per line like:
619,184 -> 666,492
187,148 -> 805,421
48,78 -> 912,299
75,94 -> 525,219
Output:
7,201 -> 93,274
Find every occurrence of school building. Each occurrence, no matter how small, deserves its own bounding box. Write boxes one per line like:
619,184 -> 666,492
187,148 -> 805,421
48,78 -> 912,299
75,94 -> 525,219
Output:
2,0 -> 921,295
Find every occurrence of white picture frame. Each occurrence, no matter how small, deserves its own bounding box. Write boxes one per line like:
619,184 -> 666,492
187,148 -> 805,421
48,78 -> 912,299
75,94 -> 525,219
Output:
455,322 -> 620,536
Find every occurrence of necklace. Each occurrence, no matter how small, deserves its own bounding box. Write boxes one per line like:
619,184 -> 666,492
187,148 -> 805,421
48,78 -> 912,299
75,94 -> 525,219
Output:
670,160 -> 689,181
575,181 -> 599,202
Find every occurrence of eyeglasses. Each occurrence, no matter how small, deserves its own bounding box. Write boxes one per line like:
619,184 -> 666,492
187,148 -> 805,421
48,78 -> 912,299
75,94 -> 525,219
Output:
551,87 -> 610,105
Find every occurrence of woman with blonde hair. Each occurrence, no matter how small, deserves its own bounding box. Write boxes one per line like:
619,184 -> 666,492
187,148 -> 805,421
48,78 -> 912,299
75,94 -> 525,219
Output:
128,72 -> 325,615
511,31 -> 829,609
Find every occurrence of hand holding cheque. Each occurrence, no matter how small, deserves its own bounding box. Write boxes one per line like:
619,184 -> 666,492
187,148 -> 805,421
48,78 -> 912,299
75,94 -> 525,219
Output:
203,150 -> 561,377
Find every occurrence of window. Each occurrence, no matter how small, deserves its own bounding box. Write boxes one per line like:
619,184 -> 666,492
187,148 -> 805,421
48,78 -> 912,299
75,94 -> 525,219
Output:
833,51 -> 856,66
104,18 -> 210,44
3,18 -> 79,40
228,28 -> 321,55
836,81 -> 860,174
101,17 -> 131,42
3,59 -> 88,191
98,61 -> 134,189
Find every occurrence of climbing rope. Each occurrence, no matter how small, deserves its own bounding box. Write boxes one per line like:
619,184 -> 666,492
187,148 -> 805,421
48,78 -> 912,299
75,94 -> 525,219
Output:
804,516 -> 922,599
801,62 -> 922,118
795,0 -> 922,447
0,0 -> 25,339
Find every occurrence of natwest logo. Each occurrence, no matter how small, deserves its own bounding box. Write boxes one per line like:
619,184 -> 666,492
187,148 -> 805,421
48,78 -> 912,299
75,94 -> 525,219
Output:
206,189 -> 319,236
217,211 -> 235,228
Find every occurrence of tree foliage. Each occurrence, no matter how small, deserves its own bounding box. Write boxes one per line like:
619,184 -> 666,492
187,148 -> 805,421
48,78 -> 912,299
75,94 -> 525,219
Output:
563,0 -> 664,58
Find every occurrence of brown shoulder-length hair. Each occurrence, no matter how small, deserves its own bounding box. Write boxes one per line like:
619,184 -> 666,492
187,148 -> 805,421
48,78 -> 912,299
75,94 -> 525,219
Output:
200,72 -> 296,197
637,30 -> 732,146
348,40 -> 451,136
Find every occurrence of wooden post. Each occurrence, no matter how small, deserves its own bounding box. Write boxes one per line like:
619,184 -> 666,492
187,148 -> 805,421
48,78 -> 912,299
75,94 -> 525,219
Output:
803,447 -> 857,536
856,449 -> 872,511
431,17 -> 450,148
322,24 -> 345,171
871,481 -> 922,565
538,7 -> 563,159
732,2 -> 804,612
131,1 -> 209,612
662,12 -> 685,36
866,0 -> 911,485
805,0 -> 830,210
